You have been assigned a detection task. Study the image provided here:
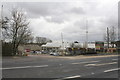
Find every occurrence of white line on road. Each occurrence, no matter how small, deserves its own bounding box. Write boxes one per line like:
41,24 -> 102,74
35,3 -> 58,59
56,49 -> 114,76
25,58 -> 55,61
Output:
71,61 -> 100,65
112,59 -> 118,61
63,75 -> 81,79
91,72 -> 95,75
1,65 -> 48,70
54,75 -> 81,80
104,68 -> 120,73
59,64 -> 62,66
85,62 -> 117,67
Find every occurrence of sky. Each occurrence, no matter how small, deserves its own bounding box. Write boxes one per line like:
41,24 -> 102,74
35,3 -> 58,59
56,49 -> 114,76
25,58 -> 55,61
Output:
0,0 -> 119,42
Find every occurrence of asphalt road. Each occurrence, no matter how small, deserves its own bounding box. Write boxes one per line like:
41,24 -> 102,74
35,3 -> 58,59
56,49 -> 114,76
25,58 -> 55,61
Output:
2,54 -> 120,79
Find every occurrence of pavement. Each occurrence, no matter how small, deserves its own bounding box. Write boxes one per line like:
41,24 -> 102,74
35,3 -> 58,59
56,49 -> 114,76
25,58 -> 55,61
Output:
2,54 -> 120,79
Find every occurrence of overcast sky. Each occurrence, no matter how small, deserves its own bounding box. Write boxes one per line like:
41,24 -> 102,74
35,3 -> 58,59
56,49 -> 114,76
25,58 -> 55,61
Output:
1,0 -> 119,42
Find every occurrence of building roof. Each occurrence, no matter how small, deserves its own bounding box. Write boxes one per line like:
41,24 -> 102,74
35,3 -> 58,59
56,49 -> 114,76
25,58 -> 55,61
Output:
42,42 -> 62,48
42,41 -> 96,48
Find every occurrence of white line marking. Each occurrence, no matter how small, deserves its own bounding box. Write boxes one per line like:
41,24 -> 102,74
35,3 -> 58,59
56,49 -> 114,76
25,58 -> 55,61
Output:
54,75 -> 81,80
91,72 -> 95,75
85,62 -> 117,67
63,75 -> 81,79
59,64 -> 62,66
85,64 -> 96,66
72,61 -> 100,64
1,65 -> 48,70
104,68 -> 120,73
112,59 -> 118,61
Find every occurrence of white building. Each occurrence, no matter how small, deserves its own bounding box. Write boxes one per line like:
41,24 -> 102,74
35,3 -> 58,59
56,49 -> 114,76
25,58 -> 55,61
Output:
41,41 -> 96,51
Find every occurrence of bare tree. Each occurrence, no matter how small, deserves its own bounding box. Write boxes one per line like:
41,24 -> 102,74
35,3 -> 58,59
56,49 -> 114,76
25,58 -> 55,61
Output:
109,26 -> 116,47
5,9 -> 32,55
104,26 -> 117,48
36,37 -> 52,46
0,17 -> 9,29
0,17 -> 9,41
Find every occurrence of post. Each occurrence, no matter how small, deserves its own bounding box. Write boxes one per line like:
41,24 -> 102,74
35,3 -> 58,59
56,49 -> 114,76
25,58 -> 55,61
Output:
86,19 -> 88,52
118,2 -> 120,41
107,27 -> 109,48
0,5 -> 3,79
0,5 -> 3,41
61,32 -> 64,55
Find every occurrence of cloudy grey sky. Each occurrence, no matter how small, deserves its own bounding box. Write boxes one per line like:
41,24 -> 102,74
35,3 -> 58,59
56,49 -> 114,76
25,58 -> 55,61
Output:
0,0 -> 119,42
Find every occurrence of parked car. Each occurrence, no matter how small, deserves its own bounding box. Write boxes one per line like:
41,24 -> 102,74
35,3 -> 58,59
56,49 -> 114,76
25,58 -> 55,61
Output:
50,52 -> 59,56
36,51 -> 42,54
42,50 -> 49,54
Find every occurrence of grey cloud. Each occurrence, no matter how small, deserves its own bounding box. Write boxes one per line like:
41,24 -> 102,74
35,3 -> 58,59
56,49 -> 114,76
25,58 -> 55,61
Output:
16,2 -> 71,24
3,2 -> 67,16
70,7 -> 85,14
3,2 -> 86,24
45,15 -> 69,24
2,1 -> 118,42
16,2 -> 67,17
74,21 -> 86,30
100,16 -> 117,27
45,16 -> 64,24
74,20 -> 95,30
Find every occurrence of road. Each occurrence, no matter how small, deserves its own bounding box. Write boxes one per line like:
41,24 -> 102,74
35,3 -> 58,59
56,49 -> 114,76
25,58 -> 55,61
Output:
2,54 -> 120,79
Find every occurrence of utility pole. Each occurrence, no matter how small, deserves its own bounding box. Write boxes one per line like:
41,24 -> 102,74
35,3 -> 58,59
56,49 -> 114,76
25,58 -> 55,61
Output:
61,32 -> 64,55
107,27 -> 109,48
112,26 -> 115,48
85,19 -> 88,51
0,5 -> 3,41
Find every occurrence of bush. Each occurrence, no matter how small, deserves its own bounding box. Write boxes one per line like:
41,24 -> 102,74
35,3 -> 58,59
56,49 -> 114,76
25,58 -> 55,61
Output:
2,42 -> 13,56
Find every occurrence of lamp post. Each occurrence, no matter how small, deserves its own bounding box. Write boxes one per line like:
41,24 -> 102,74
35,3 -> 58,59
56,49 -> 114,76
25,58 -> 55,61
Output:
85,19 -> 88,52
61,32 -> 64,55
0,5 -> 3,41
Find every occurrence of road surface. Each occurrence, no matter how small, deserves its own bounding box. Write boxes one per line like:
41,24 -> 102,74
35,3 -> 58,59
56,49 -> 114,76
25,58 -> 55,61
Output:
2,54 -> 120,79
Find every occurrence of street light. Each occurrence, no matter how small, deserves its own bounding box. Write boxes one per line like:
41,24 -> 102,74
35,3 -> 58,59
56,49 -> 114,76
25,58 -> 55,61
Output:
0,5 -> 3,41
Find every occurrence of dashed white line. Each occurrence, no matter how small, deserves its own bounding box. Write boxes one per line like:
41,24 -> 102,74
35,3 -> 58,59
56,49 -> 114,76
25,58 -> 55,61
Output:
59,64 -> 62,66
63,75 -> 81,79
54,75 -> 81,80
91,72 -> 95,75
112,59 -> 118,61
85,62 -> 117,67
85,64 -> 96,66
104,68 -> 120,73
1,65 -> 48,70
71,61 -> 100,64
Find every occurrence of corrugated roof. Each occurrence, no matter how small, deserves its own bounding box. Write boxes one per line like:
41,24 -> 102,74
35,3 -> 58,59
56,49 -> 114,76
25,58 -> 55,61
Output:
42,41 -> 95,48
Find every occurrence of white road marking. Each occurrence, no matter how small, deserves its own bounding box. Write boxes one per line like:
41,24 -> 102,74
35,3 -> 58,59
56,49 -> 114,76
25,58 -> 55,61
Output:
63,75 -> 81,79
1,65 -> 48,70
112,59 -> 118,61
59,64 -> 62,66
85,64 -> 96,66
71,61 -> 100,64
54,75 -> 81,80
91,72 -> 95,75
104,68 -> 120,73
85,62 -> 117,67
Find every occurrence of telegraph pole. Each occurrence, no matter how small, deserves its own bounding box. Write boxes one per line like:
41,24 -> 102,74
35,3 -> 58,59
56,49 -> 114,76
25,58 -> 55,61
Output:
107,27 -> 109,48
61,32 -> 64,55
0,5 -> 3,41
86,19 -> 88,51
